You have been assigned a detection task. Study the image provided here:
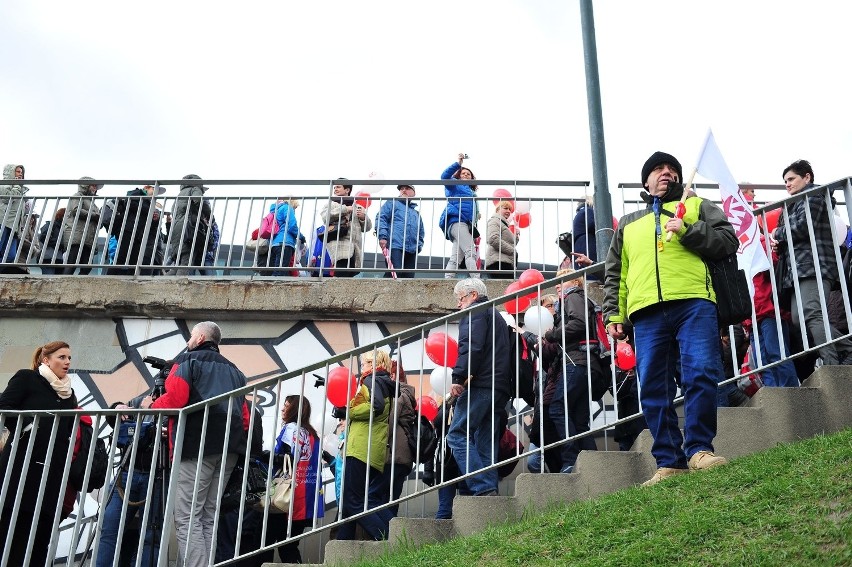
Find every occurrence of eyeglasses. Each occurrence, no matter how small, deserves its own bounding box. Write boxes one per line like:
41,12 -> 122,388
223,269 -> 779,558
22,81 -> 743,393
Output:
456,291 -> 474,302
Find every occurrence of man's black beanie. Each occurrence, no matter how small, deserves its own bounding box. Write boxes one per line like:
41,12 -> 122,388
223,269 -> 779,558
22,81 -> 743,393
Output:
641,151 -> 683,186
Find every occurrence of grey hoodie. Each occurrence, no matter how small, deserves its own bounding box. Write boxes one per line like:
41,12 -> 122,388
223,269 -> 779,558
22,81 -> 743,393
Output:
61,177 -> 102,248
1,164 -> 29,233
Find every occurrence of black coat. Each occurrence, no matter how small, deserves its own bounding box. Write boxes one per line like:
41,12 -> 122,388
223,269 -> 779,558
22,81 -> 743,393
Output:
452,297 -> 512,396
0,369 -> 77,515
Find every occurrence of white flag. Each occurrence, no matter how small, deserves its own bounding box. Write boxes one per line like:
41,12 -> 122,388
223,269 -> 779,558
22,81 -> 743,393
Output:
695,129 -> 770,278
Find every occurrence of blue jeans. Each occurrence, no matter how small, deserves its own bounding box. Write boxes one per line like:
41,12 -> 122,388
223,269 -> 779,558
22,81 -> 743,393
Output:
446,389 -> 506,495
385,248 -> 416,278
633,299 -> 723,469
96,469 -> 162,567
0,226 -> 19,263
368,462 -> 413,516
752,317 -> 800,387
336,457 -> 390,540
547,365 -> 595,471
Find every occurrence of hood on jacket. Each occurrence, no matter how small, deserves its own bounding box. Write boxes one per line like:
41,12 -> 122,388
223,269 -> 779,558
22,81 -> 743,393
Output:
181,174 -> 209,192
3,164 -> 24,180
78,176 -> 103,194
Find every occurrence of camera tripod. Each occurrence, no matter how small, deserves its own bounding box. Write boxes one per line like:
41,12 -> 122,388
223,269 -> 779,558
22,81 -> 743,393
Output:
83,389 -> 171,567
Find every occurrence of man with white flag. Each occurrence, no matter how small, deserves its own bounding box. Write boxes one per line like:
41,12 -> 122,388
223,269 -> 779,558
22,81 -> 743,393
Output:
604,151 -> 739,486
695,129 -> 771,278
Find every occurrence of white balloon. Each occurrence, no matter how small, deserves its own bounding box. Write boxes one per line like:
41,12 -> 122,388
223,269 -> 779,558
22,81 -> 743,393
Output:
524,306 -> 554,336
833,212 -> 848,248
514,200 -> 532,214
500,311 -> 517,328
359,170 -> 386,194
430,366 -> 453,397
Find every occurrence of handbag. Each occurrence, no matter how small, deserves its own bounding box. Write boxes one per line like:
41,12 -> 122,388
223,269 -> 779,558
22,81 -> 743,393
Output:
221,456 -> 269,512
259,454 -> 293,514
709,253 -> 752,327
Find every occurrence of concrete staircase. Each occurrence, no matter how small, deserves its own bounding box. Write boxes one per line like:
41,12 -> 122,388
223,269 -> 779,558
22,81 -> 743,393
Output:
264,366 -> 852,567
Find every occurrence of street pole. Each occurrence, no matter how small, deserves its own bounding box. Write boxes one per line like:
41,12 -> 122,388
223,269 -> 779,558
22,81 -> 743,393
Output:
579,0 -> 614,261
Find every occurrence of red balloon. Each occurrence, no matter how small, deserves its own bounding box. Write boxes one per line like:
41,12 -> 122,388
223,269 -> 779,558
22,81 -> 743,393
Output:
504,281 -> 532,315
615,341 -> 636,371
508,224 -> 519,235
764,209 -> 781,233
326,367 -> 359,407
354,191 -> 372,209
491,188 -> 513,205
612,216 -> 619,231
514,212 -> 531,229
416,396 -> 439,422
518,268 -> 545,290
425,332 -> 459,367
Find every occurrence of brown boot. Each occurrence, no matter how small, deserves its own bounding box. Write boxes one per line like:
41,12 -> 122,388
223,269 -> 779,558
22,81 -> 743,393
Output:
688,450 -> 728,471
641,467 -> 690,487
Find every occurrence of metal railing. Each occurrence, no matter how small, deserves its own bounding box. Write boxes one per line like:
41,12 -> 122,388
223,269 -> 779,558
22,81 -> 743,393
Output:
0,178 -> 594,278
1,177 -> 852,565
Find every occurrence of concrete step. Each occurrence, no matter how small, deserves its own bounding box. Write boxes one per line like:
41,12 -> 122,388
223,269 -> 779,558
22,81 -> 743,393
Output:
808,366 -> 852,432
388,517 -> 456,547
451,494 -> 518,537
322,540 -> 389,566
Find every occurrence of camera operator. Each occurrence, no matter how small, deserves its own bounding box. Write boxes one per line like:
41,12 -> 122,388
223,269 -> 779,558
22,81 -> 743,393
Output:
97,388 -> 167,567
143,321 -> 249,567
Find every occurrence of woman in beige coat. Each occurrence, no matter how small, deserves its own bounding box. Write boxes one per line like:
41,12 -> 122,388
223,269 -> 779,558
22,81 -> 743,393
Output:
61,177 -> 102,275
484,200 -> 518,279
321,179 -> 372,277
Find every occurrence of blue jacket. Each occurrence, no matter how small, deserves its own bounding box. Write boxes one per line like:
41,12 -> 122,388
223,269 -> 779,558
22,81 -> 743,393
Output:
375,198 -> 424,253
438,162 -> 475,239
270,202 -> 300,248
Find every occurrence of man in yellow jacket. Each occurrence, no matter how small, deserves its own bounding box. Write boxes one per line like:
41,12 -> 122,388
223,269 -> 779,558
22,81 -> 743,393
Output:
603,151 -> 739,486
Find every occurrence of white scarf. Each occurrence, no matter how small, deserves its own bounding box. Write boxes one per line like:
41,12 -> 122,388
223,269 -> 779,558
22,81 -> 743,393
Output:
39,363 -> 73,400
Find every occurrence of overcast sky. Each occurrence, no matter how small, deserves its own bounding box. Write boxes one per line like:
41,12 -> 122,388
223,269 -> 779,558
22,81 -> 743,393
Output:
2,1 -> 850,203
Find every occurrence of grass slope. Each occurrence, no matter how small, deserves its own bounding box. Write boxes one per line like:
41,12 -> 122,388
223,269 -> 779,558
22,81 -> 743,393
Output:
355,429 -> 852,566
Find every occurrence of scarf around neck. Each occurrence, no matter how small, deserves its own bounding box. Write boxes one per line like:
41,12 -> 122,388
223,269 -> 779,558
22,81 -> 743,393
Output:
39,363 -> 73,400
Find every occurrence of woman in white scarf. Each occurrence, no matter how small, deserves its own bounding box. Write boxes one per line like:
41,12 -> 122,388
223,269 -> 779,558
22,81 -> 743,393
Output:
0,341 -> 77,565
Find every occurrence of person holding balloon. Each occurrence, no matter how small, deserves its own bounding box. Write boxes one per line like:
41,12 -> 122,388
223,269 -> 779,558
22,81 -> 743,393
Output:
439,153 -> 479,278
333,350 -> 394,540
539,269 -> 604,473
367,356 -> 417,516
484,200 -> 519,279
446,278 -> 512,496
321,178 -> 372,277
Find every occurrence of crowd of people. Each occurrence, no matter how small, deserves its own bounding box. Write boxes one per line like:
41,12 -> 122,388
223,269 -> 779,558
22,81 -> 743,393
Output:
0,154 -> 598,278
1,152 -> 850,561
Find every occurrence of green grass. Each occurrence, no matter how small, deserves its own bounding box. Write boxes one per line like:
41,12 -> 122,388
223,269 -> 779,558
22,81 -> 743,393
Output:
353,429 -> 852,566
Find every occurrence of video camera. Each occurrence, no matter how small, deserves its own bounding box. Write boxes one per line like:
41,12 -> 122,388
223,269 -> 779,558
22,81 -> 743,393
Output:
143,356 -> 174,399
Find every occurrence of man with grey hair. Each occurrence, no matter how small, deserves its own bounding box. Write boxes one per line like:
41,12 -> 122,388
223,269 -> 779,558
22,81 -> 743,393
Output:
446,278 -> 512,496
147,321 -> 248,567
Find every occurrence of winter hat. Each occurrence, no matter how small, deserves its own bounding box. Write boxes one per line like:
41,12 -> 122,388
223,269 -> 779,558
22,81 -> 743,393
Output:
78,176 -> 103,191
641,151 -> 682,187
180,174 -> 209,191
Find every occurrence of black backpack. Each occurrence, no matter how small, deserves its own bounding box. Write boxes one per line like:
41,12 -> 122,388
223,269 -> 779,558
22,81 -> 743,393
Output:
508,325 -> 537,406
69,422 -> 109,492
406,415 -> 438,464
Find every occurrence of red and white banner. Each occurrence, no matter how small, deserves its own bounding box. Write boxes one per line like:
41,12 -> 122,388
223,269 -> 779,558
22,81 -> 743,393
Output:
695,129 -> 770,278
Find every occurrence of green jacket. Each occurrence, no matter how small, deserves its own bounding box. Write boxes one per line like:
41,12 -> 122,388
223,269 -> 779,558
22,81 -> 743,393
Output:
603,193 -> 738,325
346,381 -> 390,472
